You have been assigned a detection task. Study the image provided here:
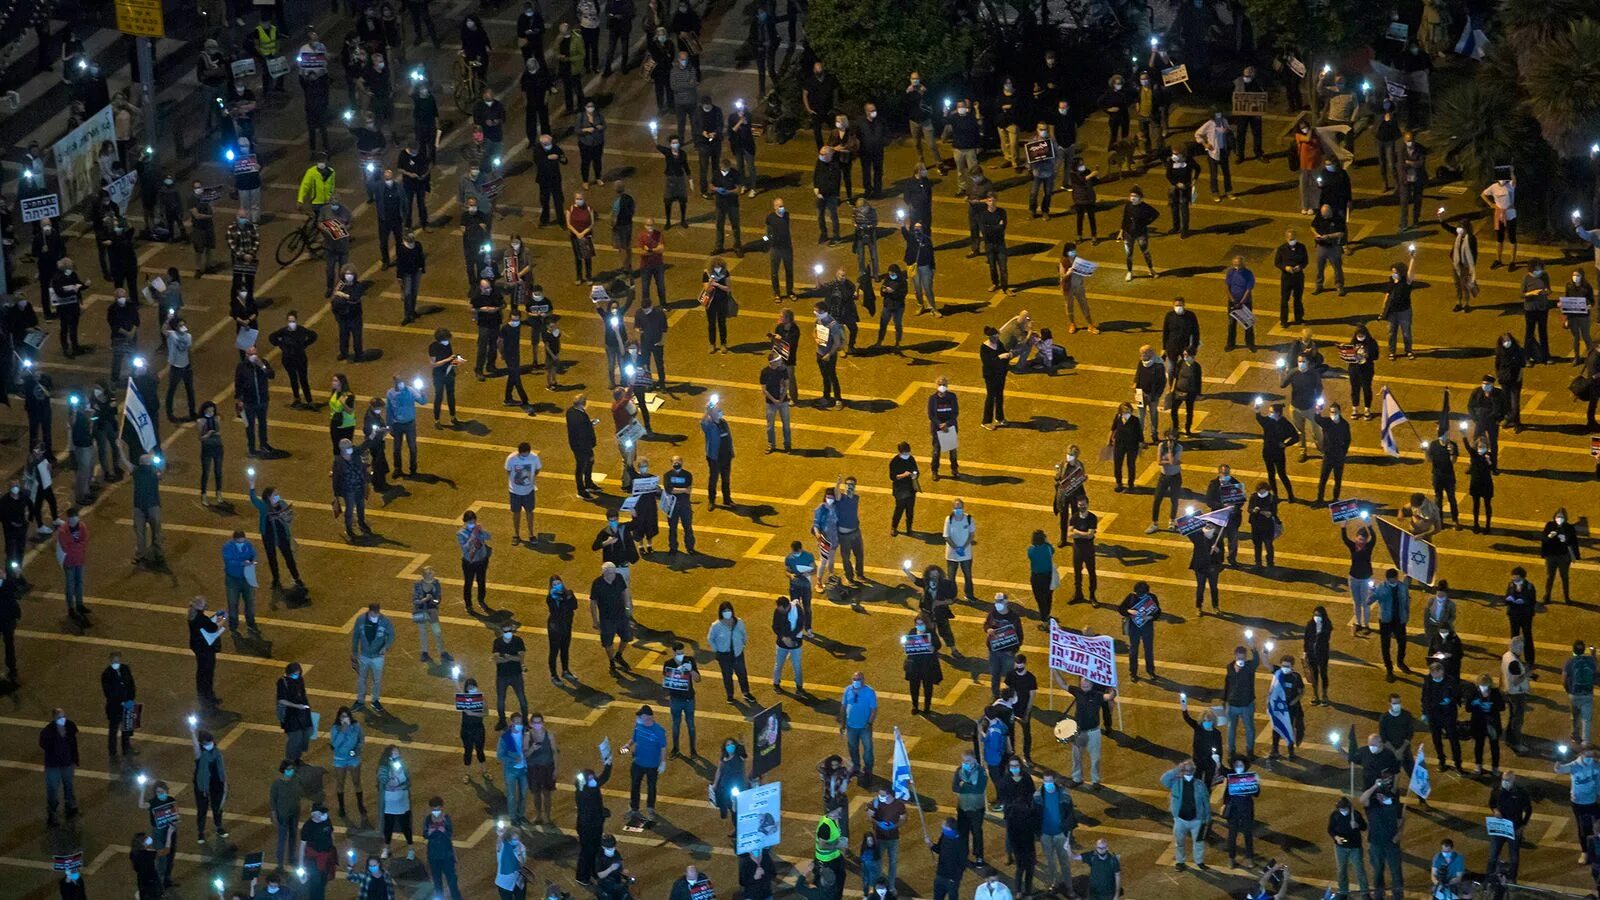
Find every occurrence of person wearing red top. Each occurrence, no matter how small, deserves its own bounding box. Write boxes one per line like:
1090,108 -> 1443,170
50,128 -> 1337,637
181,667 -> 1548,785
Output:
636,220 -> 666,305
567,193 -> 596,283
55,508 -> 89,619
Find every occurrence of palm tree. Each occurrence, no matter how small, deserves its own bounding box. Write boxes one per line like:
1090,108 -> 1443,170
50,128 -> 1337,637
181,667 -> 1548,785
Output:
1524,18 -> 1600,158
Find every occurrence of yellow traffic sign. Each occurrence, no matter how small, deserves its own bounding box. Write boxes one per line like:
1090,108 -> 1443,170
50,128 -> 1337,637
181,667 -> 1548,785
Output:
115,0 -> 165,38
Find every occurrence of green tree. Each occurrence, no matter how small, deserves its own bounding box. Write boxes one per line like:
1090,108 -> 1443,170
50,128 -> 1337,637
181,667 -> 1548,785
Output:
1237,0 -> 1390,56
1524,18 -> 1600,158
804,0 -> 972,111
1433,74 -> 1560,229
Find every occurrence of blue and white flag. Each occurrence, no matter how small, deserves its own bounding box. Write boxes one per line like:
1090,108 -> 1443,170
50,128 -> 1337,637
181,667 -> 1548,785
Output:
1375,516 -> 1439,585
891,727 -> 916,802
1409,746 -> 1432,800
122,378 -> 158,453
1267,671 -> 1296,745
1378,387 -> 1407,458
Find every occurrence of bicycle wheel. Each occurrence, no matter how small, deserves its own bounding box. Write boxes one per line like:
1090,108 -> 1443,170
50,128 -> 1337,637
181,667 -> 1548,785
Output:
452,56 -> 476,116
275,227 -> 307,266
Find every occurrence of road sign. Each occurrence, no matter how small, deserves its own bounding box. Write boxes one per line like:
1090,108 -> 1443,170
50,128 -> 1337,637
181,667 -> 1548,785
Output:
115,0 -> 165,37
20,194 -> 60,223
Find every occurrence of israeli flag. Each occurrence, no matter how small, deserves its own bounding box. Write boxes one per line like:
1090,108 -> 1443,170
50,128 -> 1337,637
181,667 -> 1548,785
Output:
123,378 -> 158,453
1409,746 -> 1432,800
1378,387 -> 1407,458
891,727 -> 915,802
1376,516 -> 1439,585
1267,671 -> 1296,745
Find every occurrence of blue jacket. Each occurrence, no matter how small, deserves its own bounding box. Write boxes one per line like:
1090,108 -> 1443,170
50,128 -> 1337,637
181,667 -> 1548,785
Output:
385,384 -> 424,424
834,493 -> 860,531
812,502 -> 838,539
497,728 -> 528,770
330,722 -> 364,767
702,417 -> 732,461
350,614 -> 395,657
1159,769 -> 1211,823
1372,580 -> 1410,624
221,539 -> 257,577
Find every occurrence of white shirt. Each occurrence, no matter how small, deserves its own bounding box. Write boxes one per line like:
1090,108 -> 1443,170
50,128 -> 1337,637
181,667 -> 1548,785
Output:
974,882 -> 1015,900
1480,181 -> 1516,220
505,451 -> 542,495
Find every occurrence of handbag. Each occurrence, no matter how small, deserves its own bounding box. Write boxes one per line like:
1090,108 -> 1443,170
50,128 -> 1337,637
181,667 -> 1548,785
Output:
579,235 -> 596,260
1048,568 -> 1061,590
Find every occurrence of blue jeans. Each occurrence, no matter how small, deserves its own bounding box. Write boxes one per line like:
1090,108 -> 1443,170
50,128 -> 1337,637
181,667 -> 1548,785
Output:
773,646 -> 803,689
667,498 -> 695,551
1226,703 -> 1256,759
224,573 -> 256,630
669,696 -> 696,753
880,837 -> 900,887
861,852 -> 881,892
62,565 -> 84,611
390,419 -> 418,472
1349,576 -> 1373,628
877,305 -> 903,344
1386,308 -> 1413,356
913,265 -> 936,311
429,855 -> 463,900
503,765 -> 528,819
846,725 -> 874,775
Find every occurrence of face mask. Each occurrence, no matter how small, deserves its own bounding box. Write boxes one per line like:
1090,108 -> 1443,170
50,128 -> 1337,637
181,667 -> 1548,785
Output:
576,199 -> 586,207
203,742 -> 215,751
915,623 -> 926,633
1557,516 -> 1566,524
1203,527 -> 1218,538
288,321 -> 298,330
995,602 -> 1008,613
345,273 -> 355,282
1390,703 -> 1402,714
603,848 -> 616,857
1182,773 -> 1194,782
852,679 -> 863,689
1202,720 -> 1213,730
502,630 -> 513,639
674,653 -> 685,663
369,864 -> 382,875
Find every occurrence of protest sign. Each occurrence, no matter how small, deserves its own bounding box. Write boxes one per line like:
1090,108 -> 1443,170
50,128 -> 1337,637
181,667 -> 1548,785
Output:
21,194 -> 60,223
1048,623 -> 1118,686
51,104 -> 117,210
734,781 -> 782,854
751,704 -> 782,778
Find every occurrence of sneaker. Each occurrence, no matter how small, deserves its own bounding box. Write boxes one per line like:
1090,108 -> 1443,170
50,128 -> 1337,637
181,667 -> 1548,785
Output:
369,702 -> 385,714
1145,522 -> 1159,534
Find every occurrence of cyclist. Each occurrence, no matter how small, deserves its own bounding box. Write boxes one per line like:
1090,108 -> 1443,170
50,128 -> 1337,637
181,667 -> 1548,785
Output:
298,152 -> 338,221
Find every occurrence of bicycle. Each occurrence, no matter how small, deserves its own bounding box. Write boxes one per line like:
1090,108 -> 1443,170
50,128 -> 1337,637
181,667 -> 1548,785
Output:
275,211 -> 326,266
452,52 -> 485,116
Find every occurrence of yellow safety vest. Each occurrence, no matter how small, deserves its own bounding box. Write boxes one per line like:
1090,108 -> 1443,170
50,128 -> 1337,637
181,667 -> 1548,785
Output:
255,24 -> 279,57
814,815 -> 841,862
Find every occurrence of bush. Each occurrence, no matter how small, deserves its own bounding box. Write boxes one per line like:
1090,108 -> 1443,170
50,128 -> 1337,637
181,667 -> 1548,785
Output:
804,0 -> 972,116
1238,0 -> 1390,56
1433,74 -> 1560,233
1524,18 -> 1600,158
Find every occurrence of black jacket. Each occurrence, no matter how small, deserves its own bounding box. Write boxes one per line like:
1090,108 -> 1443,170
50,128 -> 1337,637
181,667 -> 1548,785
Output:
39,720 -> 79,768
1315,413 -> 1351,461
101,664 -> 136,720
1303,617 -> 1331,662
575,761 -> 612,826
1255,412 -> 1300,459
1161,310 -> 1201,358
269,324 -> 317,362
566,405 -> 597,452
234,358 -> 275,407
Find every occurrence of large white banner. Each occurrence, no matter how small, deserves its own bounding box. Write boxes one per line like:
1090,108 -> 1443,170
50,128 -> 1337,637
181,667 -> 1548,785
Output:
51,104 -> 117,211
734,781 -> 781,855
1048,623 -> 1119,687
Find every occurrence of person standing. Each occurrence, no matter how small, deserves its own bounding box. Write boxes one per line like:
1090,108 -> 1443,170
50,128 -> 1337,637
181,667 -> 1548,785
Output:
485,618 -> 528,729
623,705 -> 668,822
1065,676 -> 1113,788
1361,773 -> 1405,898
249,477 -> 305,592
270,312 -> 317,410
234,347 -> 277,457
1222,639 -> 1261,761
590,562 -> 634,673
1161,760 -> 1210,871
1503,566 -> 1540,669
1327,796 -> 1369,899
1373,569 -> 1412,680
662,642 -> 701,758
1267,657 -> 1305,760
1380,250 -> 1420,361
101,651 -> 136,759
458,510 -> 492,613
1273,228 -> 1309,324
701,402 -> 734,507
350,602 -> 393,714
1304,606 -> 1332,705
269,759 -> 303,868
1555,744 -> 1600,863
979,327 -> 1013,428
1118,186 -> 1158,281
276,661 -> 314,762
839,672 -> 878,785
40,708 -> 80,825
187,597 -> 223,708
1502,636 -> 1533,754
497,712 -> 531,824
1565,641 -> 1597,744
566,396 -> 600,498
1421,660 -> 1464,771
1397,132 -> 1428,231
219,530 -> 258,633
772,595 -> 808,693
189,721 -> 229,841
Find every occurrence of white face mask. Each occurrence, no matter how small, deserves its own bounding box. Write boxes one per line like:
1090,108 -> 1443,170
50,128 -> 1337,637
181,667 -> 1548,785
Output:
1556,516 -> 1567,524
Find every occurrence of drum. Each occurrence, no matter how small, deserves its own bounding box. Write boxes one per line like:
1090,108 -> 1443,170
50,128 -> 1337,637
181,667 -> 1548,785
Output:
1053,718 -> 1078,744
